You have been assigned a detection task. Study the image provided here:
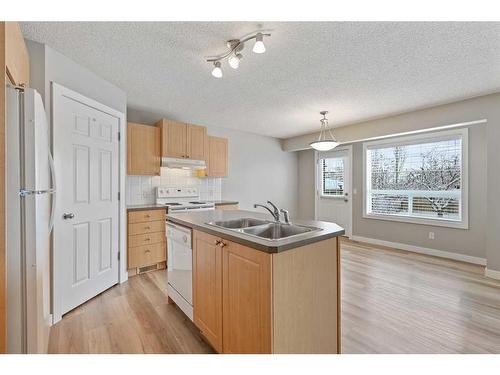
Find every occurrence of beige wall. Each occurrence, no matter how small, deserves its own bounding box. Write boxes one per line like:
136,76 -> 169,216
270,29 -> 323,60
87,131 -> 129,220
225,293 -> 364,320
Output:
297,150 -> 315,220
291,93 -> 500,271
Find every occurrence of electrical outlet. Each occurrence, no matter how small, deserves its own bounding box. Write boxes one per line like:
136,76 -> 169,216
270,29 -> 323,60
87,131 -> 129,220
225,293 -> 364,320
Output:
429,231 -> 435,240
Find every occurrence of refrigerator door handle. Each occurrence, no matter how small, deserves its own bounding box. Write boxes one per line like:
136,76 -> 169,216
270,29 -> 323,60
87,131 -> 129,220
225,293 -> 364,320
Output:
48,151 -> 57,234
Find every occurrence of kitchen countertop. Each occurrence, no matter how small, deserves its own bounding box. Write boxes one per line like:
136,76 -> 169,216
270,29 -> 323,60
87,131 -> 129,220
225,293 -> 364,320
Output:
208,200 -> 239,206
166,209 -> 344,253
127,204 -> 168,211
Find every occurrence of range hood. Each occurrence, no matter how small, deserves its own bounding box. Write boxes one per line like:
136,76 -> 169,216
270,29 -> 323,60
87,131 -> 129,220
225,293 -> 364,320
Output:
161,157 -> 206,170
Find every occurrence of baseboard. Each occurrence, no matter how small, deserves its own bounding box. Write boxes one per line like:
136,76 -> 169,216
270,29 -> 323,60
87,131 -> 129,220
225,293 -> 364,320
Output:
485,268 -> 500,280
350,235 -> 487,266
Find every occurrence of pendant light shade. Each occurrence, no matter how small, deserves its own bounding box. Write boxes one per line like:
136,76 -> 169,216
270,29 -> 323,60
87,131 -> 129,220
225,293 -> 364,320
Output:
309,111 -> 339,151
252,33 -> 266,54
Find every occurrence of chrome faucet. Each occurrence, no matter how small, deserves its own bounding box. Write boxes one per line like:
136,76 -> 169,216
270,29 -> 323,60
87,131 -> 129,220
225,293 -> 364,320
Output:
254,201 -> 281,222
280,209 -> 291,224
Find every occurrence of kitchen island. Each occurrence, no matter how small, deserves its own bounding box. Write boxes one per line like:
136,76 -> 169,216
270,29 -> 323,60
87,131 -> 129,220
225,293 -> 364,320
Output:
166,209 -> 344,354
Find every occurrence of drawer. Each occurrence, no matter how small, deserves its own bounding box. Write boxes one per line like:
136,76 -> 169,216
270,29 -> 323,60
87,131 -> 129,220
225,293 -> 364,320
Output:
128,220 -> 165,236
128,242 -> 166,269
128,232 -> 166,247
128,209 -> 165,224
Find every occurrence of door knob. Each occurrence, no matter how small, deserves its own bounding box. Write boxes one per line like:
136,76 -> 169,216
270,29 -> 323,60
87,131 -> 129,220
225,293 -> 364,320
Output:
63,213 -> 75,220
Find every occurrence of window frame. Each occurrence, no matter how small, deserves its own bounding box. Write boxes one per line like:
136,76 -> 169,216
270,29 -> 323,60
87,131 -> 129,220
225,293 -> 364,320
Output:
318,154 -> 346,199
362,128 -> 469,229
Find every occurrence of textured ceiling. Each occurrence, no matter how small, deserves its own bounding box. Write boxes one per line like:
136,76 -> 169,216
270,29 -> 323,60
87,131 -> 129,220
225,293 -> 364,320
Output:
20,22 -> 500,139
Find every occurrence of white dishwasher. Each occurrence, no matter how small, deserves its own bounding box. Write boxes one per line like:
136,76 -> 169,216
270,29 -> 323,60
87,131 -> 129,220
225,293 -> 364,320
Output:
166,222 -> 193,321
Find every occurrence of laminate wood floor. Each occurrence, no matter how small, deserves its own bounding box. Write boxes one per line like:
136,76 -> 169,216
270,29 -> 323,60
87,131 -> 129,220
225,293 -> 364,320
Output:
48,239 -> 500,354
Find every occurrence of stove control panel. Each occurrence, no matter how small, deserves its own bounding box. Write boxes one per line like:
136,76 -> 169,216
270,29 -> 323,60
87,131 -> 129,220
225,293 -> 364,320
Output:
156,187 -> 198,198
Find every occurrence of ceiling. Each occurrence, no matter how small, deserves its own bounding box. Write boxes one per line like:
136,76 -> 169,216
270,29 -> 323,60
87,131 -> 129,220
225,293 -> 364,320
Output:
20,22 -> 500,139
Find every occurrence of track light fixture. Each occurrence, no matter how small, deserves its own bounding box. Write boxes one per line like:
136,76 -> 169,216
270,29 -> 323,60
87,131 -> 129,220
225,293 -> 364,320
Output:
206,31 -> 271,78
211,61 -> 223,78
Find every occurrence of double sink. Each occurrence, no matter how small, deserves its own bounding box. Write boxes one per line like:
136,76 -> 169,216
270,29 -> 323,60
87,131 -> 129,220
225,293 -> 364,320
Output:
206,218 -> 322,241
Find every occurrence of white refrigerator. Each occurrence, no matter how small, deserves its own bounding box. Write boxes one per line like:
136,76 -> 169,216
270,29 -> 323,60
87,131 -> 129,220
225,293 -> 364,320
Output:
6,85 -> 55,353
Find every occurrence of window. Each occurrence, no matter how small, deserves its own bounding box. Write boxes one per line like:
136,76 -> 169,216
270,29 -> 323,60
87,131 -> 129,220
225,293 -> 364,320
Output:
320,156 -> 345,197
363,129 -> 468,228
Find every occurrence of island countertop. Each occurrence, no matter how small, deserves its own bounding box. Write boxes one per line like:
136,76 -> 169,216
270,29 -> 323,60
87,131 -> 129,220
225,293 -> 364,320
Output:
166,209 -> 344,253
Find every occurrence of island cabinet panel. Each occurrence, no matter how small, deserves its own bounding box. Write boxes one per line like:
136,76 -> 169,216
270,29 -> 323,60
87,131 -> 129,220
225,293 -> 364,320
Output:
127,122 -> 160,176
193,231 -> 223,352
272,237 -> 340,354
222,242 -> 272,354
187,124 -> 207,160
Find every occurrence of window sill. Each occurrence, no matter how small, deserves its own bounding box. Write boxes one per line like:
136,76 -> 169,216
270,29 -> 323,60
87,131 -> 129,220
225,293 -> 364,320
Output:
362,212 -> 469,229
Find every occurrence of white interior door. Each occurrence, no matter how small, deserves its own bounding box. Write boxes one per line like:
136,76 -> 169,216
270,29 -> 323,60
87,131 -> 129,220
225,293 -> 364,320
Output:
315,146 -> 353,237
52,84 -> 121,321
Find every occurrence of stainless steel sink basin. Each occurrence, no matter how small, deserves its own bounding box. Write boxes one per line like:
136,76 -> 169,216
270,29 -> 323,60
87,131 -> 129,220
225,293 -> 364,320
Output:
208,218 -> 269,229
242,223 -> 321,240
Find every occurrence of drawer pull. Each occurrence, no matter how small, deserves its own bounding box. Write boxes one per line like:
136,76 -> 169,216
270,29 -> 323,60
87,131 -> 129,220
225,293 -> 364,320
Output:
145,214 -> 151,218
145,226 -> 151,230
145,238 -> 151,241
145,250 -> 151,254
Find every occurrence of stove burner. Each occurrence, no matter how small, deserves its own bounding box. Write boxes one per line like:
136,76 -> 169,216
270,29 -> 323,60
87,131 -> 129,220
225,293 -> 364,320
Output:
189,201 -> 206,205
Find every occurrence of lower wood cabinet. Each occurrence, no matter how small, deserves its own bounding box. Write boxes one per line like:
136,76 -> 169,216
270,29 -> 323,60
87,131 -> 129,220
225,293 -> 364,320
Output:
222,241 -> 272,354
127,209 -> 166,275
192,231 -> 223,352
191,229 -> 340,354
192,230 -> 271,354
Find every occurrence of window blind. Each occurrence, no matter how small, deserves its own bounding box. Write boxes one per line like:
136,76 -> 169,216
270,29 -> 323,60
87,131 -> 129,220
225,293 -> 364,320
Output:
366,134 -> 463,222
321,157 -> 344,196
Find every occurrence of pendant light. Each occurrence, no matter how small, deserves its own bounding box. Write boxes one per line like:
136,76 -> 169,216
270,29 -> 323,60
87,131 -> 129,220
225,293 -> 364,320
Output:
309,111 -> 339,151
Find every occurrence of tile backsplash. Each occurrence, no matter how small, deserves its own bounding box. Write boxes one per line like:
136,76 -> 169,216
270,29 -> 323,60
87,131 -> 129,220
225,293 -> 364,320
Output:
126,167 -> 222,205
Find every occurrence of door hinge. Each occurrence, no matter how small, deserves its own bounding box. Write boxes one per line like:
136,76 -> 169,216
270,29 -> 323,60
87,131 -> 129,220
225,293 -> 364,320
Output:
118,132 -> 121,141
118,192 -> 121,201
118,252 -> 121,261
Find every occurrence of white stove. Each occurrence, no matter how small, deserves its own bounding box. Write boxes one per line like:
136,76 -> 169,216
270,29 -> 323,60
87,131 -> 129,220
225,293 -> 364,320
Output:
155,187 -> 215,212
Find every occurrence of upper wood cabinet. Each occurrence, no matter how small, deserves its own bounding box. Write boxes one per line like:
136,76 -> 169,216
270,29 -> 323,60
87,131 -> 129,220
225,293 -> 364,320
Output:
5,22 -> 30,86
193,230 -> 223,352
187,124 -> 207,160
222,241 -> 272,354
155,119 -> 207,160
207,136 -> 228,177
127,122 -> 160,176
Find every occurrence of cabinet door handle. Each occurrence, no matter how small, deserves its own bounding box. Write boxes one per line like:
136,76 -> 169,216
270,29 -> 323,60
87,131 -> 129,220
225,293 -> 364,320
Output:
145,250 -> 151,254
215,240 -> 222,246
219,241 -> 227,248
145,238 -> 151,241
145,226 -> 151,230
145,214 -> 151,218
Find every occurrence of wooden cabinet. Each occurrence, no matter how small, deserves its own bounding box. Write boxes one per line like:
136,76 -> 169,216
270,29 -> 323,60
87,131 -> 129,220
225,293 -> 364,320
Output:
192,231 -> 223,352
190,230 -> 340,354
187,124 -> 207,160
192,230 -> 271,354
127,122 -> 160,176
215,204 -> 239,211
156,119 -> 207,160
222,241 -> 272,354
207,136 -> 228,177
127,209 -> 166,275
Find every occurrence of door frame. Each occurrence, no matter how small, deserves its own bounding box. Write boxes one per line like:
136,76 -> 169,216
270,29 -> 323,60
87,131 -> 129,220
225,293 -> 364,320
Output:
314,144 -> 353,238
51,83 -> 127,323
